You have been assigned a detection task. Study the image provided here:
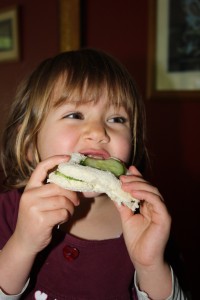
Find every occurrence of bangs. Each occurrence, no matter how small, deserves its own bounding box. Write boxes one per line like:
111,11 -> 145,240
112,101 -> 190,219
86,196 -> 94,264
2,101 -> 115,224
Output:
53,70 -> 135,116
45,49 -> 137,119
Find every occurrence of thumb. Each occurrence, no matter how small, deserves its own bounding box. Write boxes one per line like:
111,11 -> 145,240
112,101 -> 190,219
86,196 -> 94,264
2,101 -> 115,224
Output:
26,155 -> 70,189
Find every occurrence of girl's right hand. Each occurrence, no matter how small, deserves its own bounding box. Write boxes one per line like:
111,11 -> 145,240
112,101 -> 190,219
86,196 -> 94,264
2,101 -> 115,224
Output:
12,155 -> 80,256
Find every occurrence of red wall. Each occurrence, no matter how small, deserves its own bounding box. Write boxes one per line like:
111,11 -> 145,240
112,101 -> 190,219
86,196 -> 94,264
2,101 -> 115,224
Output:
84,1 -> 199,297
0,0 -> 199,298
0,0 -> 59,132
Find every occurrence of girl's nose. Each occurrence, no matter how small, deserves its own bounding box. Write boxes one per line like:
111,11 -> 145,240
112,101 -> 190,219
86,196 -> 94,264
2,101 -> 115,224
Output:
83,122 -> 110,144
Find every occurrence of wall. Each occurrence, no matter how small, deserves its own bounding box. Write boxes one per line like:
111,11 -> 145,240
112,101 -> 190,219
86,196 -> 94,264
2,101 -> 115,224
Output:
0,0 -> 59,183
0,0 -> 199,298
84,1 -> 199,298
0,0 -> 59,134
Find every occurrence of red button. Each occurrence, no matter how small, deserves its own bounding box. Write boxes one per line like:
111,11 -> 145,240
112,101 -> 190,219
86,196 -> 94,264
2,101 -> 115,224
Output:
63,245 -> 79,262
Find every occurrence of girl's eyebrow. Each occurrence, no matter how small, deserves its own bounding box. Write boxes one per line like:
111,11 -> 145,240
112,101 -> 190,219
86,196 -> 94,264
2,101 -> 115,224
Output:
52,101 -> 88,114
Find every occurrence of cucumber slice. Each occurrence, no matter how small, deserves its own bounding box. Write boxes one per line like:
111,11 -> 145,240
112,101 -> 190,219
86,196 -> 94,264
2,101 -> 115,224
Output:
55,171 -> 83,182
80,157 -> 126,177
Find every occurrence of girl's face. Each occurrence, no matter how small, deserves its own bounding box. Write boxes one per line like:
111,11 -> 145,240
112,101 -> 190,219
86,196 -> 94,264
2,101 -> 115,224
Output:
36,92 -> 132,166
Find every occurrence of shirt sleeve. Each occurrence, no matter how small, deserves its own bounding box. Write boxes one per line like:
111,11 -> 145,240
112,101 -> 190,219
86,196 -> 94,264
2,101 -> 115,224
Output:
134,267 -> 189,300
0,190 -> 20,250
0,279 -> 29,300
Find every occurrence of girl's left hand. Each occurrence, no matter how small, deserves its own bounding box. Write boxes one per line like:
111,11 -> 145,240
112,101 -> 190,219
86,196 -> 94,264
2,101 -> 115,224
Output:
116,166 -> 171,269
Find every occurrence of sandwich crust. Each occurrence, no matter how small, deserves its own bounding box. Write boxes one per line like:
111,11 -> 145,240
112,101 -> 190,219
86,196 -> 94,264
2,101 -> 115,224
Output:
47,153 -> 139,211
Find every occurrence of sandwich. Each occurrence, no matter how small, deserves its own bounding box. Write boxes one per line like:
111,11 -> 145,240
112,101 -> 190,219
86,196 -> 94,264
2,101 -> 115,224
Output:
47,153 -> 139,211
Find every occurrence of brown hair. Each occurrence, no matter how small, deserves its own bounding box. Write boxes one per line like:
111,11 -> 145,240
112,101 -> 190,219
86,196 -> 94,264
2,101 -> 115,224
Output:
1,48 -> 147,188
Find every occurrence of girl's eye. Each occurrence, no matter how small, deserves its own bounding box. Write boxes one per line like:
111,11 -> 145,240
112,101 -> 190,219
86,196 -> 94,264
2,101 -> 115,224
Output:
108,116 -> 128,124
64,112 -> 84,120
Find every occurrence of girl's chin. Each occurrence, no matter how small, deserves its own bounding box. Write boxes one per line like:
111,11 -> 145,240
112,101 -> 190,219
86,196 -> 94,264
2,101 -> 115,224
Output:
81,191 -> 103,198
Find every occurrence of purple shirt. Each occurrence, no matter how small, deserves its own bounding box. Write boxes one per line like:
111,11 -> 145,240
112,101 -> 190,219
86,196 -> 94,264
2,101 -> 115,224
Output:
0,189 -> 137,299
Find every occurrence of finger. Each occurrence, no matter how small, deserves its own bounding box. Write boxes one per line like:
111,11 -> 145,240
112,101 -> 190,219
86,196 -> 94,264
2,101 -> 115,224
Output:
46,183 -> 80,207
28,195 -> 77,213
26,155 -> 70,189
120,166 -> 144,183
43,207 -> 72,227
120,175 -> 145,184
39,183 -> 80,206
22,193 -> 76,228
129,190 -> 167,214
128,166 -> 143,176
122,181 -> 162,198
24,183 -> 80,208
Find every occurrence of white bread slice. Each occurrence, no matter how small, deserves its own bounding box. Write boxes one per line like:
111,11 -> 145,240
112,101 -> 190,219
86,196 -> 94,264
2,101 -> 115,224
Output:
47,153 -> 139,211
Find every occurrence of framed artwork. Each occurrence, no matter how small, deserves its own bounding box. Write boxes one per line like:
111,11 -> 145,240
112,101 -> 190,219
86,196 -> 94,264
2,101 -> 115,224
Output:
147,0 -> 200,100
0,6 -> 19,62
59,0 -> 80,52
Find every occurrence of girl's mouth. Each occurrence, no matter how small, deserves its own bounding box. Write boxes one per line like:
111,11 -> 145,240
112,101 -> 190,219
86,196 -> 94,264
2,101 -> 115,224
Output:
79,149 -> 110,160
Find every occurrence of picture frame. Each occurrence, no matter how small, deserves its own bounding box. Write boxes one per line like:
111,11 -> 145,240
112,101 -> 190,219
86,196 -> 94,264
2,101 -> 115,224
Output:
0,6 -> 19,62
59,0 -> 80,52
147,0 -> 200,100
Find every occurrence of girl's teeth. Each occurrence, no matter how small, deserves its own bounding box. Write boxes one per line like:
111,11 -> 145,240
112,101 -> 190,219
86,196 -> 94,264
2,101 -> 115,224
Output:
88,154 -> 104,159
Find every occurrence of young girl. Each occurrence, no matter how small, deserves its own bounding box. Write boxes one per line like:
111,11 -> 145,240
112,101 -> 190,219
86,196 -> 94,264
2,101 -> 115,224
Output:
0,49 -> 187,299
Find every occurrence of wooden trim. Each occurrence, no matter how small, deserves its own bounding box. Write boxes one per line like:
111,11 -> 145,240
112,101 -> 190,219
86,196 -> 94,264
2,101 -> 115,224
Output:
59,0 -> 80,52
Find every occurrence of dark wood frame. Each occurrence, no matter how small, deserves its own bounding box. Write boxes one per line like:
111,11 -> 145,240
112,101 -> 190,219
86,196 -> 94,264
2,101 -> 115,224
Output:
59,0 -> 80,52
147,0 -> 200,100
0,6 -> 19,62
